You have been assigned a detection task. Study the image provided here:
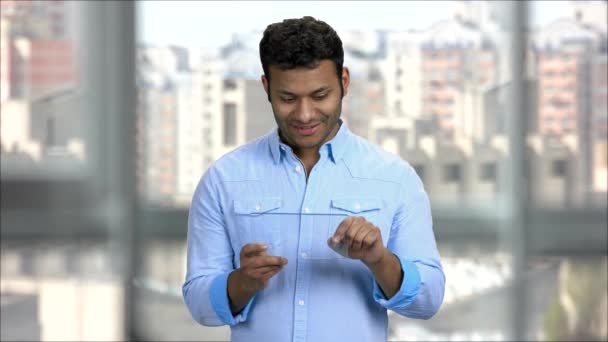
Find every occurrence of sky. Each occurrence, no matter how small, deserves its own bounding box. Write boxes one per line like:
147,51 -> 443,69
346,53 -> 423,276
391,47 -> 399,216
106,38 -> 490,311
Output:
137,1 -> 570,50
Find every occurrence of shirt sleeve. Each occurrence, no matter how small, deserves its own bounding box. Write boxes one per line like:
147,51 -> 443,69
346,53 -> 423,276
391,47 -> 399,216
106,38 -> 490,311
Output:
372,255 -> 421,310
373,164 -> 445,319
182,166 -> 256,326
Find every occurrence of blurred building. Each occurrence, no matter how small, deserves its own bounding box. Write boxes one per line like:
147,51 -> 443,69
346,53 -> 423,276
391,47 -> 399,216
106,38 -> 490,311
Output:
137,46 -> 197,205
0,0 -> 82,176
385,31 -> 424,120
175,67 -> 202,206
241,79 -> 274,142
0,0 -> 77,101
182,54 -> 224,203
341,32 -> 386,138
0,100 -> 41,160
1,241 -> 124,341
453,0 -> 512,32
220,32 -> 263,80
532,11 -> 607,203
591,50 -> 607,193
131,2 -> 607,209
420,17 -> 498,142
529,134 -> 588,207
2,38 -> 77,100
396,135 -> 507,208
384,16 -> 498,144
0,0 -> 74,39
533,17 -> 605,136
137,44 -> 273,206
371,65 -> 516,207
136,48 -> 180,206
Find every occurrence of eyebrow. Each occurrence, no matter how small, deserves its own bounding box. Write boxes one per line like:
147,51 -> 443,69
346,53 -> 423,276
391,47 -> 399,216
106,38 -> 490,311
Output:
276,86 -> 331,97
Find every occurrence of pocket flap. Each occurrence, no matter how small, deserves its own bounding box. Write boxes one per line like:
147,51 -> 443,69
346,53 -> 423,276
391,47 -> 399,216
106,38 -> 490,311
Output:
234,197 -> 282,215
331,197 -> 383,214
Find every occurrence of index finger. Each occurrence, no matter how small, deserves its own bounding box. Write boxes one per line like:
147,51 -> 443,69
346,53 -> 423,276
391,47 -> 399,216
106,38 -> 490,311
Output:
330,216 -> 356,244
240,243 -> 268,257
251,255 -> 288,268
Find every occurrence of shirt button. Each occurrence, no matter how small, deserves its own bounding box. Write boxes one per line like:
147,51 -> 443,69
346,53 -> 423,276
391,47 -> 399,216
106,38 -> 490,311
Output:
298,300 -> 305,306
301,252 -> 308,258
354,203 -> 361,210
255,204 -> 261,211
303,207 -> 310,213
295,165 -> 301,172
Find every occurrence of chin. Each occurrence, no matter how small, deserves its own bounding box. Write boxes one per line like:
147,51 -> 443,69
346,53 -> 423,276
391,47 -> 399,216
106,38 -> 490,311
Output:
292,137 -> 323,149
280,124 -> 333,150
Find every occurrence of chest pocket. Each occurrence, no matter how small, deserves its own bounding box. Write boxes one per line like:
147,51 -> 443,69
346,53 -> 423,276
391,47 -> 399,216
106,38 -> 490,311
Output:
312,197 -> 385,260
233,197 -> 283,256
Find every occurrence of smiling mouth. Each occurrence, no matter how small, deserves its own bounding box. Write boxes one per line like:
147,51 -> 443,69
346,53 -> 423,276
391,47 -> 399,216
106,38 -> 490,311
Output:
292,123 -> 320,136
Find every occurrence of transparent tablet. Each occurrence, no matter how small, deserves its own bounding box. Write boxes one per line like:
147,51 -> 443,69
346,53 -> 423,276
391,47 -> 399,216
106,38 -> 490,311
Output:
236,211 -> 351,260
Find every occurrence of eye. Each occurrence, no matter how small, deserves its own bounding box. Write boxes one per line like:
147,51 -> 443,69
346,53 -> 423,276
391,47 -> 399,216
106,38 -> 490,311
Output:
280,96 -> 295,103
312,93 -> 328,101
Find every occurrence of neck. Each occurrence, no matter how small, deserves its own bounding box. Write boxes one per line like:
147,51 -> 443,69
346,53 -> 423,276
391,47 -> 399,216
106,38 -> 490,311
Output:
294,148 -> 321,173
279,120 -> 341,173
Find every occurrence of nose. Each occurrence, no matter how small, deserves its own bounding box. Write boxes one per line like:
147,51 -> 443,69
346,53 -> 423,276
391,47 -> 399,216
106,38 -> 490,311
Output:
293,98 -> 314,123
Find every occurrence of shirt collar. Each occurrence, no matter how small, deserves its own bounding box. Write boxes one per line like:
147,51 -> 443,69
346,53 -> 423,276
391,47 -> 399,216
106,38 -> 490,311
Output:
323,119 -> 350,163
269,119 -> 351,164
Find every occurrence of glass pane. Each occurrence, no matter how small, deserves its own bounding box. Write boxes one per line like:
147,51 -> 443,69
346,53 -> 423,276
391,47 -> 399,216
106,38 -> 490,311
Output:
390,241 -> 514,341
135,1 -> 517,212
527,0 -> 608,210
526,255 -> 607,341
1,240 -> 125,341
1,2 -> 132,341
1,0 -> 87,180
135,1 -> 521,341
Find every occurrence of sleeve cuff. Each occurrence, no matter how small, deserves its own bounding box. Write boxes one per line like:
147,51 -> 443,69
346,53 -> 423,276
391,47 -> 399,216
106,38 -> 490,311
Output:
209,272 -> 256,325
372,255 -> 421,309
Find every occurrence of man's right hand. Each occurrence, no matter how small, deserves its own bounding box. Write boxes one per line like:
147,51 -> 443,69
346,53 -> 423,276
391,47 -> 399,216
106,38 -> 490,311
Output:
227,243 -> 288,314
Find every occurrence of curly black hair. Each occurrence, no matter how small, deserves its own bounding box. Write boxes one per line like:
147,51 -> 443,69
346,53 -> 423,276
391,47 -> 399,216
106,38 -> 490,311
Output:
259,16 -> 344,88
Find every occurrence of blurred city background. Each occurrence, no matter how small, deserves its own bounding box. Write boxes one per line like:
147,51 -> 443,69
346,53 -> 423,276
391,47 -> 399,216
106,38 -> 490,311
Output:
1,1 -> 606,341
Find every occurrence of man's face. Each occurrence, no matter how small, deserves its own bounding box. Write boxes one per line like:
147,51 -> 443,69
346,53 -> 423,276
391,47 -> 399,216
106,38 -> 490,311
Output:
262,60 -> 349,155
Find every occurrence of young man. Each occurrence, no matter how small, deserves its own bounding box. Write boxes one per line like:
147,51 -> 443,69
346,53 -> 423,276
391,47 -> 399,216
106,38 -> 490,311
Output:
183,16 -> 445,342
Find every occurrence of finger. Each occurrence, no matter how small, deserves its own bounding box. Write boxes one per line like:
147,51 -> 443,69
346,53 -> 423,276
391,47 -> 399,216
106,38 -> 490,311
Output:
259,265 -> 284,278
362,228 -> 381,249
242,263 -> 283,277
260,266 -> 284,281
250,265 -> 283,278
241,243 -> 268,258
330,216 -> 356,245
351,224 -> 372,252
346,218 -> 368,252
249,255 -> 288,268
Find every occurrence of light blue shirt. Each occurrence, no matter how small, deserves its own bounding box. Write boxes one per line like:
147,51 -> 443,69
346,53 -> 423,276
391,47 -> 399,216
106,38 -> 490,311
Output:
183,122 -> 445,342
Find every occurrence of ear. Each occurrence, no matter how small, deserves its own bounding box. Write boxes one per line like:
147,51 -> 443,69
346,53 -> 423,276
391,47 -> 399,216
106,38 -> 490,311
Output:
341,67 -> 350,97
261,74 -> 269,95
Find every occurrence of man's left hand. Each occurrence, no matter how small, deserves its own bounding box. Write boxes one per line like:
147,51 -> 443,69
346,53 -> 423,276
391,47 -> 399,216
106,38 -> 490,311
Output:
328,216 -> 389,266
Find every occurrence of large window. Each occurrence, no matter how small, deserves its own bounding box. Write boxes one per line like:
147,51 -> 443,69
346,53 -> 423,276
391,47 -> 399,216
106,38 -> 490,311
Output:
1,1 -> 606,341
132,1 -> 607,341
1,1 -> 135,341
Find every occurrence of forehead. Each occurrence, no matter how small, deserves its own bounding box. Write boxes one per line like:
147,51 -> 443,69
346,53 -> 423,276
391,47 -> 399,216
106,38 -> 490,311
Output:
268,60 -> 339,94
